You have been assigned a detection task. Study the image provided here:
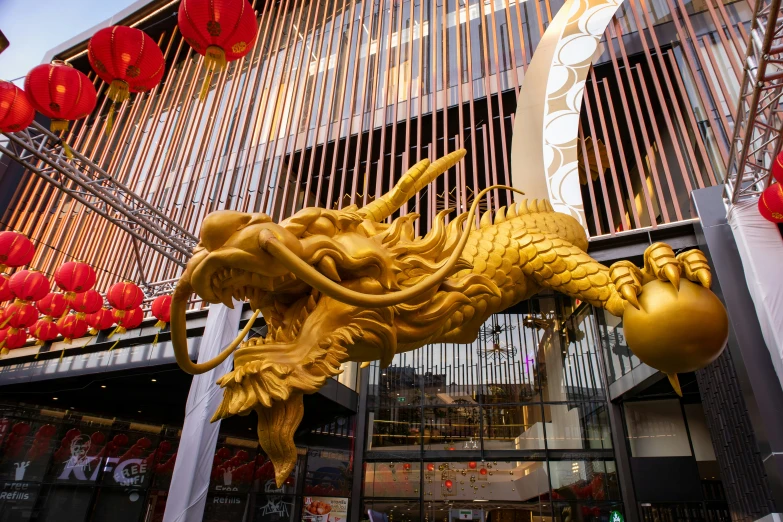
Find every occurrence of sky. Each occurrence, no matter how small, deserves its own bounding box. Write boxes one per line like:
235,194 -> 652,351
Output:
0,0 -> 137,85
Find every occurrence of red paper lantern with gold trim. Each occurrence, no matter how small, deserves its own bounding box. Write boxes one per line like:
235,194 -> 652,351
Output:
178,0 -> 257,99
70,290 -> 103,318
0,328 -> 28,355
24,62 -> 97,133
772,151 -> 783,184
86,307 -> 115,335
112,306 -> 143,335
0,275 -> 12,303
36,292 -> 68,318
151,295 -> 171,327
107,281 -> 143,318
54,261 -> 96,300
2,301 -> 38,329
9,270 -> 50,302
56,314 -> 88,344
88,26 -> 165,132
0,81 -> 35,133
31,318 -> 60,346
0,232 -> 35,271
759,183 -> 783,224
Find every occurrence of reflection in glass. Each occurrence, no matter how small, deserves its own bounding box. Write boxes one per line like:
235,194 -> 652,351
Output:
422,460 -> 549,503
364,461 -> 421,497
423,407 -> 481,451
482,404 -> 545,450
543,403 -> 613,450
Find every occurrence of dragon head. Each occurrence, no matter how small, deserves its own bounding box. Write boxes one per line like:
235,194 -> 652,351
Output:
171,150 -> 513,486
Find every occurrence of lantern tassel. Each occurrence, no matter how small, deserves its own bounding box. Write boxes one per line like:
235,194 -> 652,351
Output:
89,328 -> 99,335
199,46 -> 227,101
106,103 -> 115,136
50,120 -> 69,132
59,349 -> 65,363
63,142 -> 74,160
153,331 -> 159,347
108,339 -> 120,351
154,320 -> 166,329
0,348 -> 7,356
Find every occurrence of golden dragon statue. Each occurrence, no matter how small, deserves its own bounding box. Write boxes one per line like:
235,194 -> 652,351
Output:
170,150 -> 728,486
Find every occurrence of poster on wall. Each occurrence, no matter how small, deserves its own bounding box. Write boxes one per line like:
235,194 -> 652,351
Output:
302,496 -> 348,522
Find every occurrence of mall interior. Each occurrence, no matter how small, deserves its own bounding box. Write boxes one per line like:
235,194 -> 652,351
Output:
1,0 -> 783,520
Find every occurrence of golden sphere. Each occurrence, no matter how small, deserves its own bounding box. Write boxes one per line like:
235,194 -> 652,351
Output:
623,279 -> 728,374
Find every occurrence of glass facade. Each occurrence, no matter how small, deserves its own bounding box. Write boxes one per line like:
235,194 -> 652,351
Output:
362,295 -> 623,521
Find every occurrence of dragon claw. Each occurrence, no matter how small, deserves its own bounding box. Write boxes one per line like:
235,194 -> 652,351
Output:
697,270 -> 712,289
620,285 -> 640,310
663,264 -> 680,291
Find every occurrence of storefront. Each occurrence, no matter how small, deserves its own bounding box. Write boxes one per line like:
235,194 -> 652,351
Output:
0,405 -> 355,522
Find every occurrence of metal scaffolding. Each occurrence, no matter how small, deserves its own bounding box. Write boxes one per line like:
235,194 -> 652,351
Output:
0,121 -> 198,279
725,0 -> 783,203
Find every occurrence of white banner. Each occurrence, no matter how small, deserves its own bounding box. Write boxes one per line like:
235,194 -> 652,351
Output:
162,302 -> 243,522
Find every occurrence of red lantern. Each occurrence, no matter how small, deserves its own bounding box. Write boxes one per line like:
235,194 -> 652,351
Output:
402,463 -> 411,471
54,261 -> 96,299
71,290 -> 103,318
759,183 -> 783,224
151,295 -> 171,328
426,463 -> 435,472
9,270 -> 50,302
112,306 -> 143,335
36,292 -> 68,318
56,314 -> 88,344
2,301 -> 38,329
86,307 -> 115,335
24,62 -> 97,133
0,81 -> 35,133
107,281 -> 144,317
31,317 -> 60,346
0,275 -> 12,303
88,27 -> 165,103
444,480 -> 453,489
772,151 -> 783,184
0,232 -> 35,271
0,328 -> 28,355
468,461 -> 477,469
178,0 -> 258,100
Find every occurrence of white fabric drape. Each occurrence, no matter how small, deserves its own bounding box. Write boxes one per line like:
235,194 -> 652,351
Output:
162,302 -> 243,522
729,200 -> 783,391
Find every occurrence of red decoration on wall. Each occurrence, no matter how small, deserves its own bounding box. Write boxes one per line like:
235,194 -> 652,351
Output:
107,281 -> 144,317
0,232 -> 35,270
759,183 -> 783,224
31,317 -> 60,345
444,480 -> 453,489
24,62 -> 97,133
9,270 -> 50,302
70,289 -> 103,318
0,275 -> 12,303
36,292 -> 68,318
86,307 -> 115,334
178,0 -> 258,99
468,461 -> 477,469
56,314 -> 88,344
2,301 -> 38,329
88,26 -> 165,133
426,463 -> 435,472
55,261 -> 97,299
0,81 -> 35,133
112,306 -> 143,335
479,468 -> 487,476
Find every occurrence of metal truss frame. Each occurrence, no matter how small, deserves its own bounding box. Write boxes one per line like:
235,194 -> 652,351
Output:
726,0 -> 783,203
0,122 -> 198,275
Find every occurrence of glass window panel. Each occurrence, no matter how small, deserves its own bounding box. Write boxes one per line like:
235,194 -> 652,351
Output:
423,407 -> 480,451
684,403 -> 717,462
304,448 -> 353,497
624,399 -> 692,457
552,502 -> 625,521
364,461 -> 421,497
543,403 -> 612,450
252,493 -> 297,522
368,408 -> 422,451
422,460 -> 549,503
548,459 -> 620,502
482,404 -> 545,450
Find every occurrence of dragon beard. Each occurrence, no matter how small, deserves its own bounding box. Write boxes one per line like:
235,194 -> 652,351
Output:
210,310 -> 394,487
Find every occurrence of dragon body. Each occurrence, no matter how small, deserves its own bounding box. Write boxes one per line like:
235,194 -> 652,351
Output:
170,150 -> 715,486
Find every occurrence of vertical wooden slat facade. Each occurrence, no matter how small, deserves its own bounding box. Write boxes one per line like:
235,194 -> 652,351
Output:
3,0 -> 751,287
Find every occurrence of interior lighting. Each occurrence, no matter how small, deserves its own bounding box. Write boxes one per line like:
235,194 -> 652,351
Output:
52,397 -> 58,400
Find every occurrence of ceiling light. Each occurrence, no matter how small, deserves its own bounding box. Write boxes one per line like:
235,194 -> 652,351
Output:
138,410 -> 142,413
474,499 -> 488,502
151,378 -> 157,382
101,385 -> 106,389
52,397 -> 58,400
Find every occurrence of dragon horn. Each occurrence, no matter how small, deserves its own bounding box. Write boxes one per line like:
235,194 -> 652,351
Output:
358,149 -> 467,221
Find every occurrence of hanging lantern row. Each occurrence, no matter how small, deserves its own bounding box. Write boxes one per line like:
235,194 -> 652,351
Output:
0,232 -> 34,272
3,0 -> 257,142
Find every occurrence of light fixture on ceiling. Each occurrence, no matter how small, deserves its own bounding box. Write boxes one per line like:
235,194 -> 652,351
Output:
101,385 -> 107,389
151,378 -> 157,382
52,397 -> 58,400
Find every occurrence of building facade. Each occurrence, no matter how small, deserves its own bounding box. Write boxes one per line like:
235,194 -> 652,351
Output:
1,0 -> 782,520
